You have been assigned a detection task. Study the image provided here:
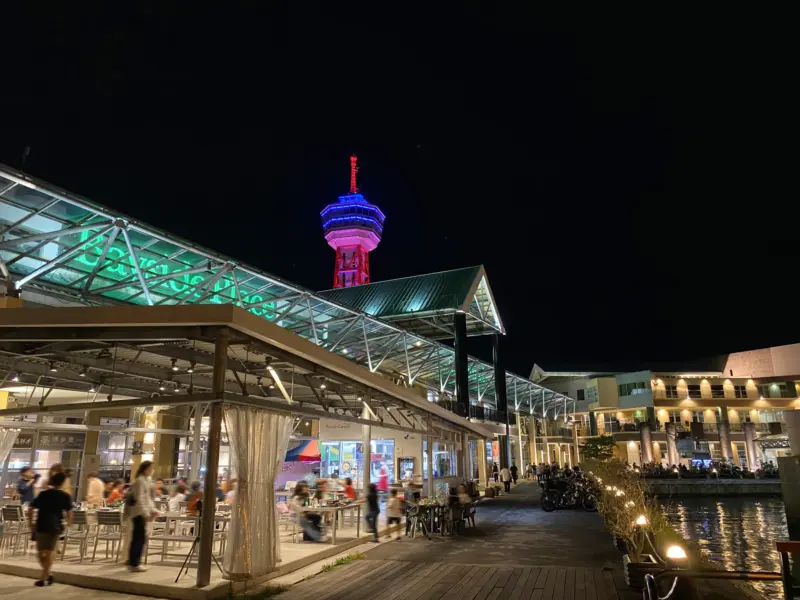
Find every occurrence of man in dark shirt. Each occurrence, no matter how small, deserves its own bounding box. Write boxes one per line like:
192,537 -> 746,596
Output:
27,472 -> 72,586
17,467 -> 38,504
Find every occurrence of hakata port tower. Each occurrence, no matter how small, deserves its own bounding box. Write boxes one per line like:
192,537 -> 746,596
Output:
320,155 -> 386,288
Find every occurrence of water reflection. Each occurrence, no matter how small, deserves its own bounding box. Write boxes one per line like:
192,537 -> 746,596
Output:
661,497 -> 787,598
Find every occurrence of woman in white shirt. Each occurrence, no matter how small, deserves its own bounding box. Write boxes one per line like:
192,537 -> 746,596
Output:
126,461 -> 158,572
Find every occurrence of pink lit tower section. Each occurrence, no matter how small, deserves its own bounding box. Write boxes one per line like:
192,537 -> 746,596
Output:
321,155 -> 386,288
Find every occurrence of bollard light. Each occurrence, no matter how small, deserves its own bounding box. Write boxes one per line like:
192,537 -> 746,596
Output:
635,514 -> 649,527
666,545 -> 687,560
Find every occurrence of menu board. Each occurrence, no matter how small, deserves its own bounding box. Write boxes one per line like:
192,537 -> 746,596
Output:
38,431 -> 86,451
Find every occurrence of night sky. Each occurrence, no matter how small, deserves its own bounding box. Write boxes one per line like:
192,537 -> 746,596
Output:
2,5 -> 794,375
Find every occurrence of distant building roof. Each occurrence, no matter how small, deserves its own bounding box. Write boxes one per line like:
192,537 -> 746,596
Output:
318,265 -> 504,339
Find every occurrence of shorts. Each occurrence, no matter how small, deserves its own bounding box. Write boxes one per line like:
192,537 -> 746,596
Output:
388,517 -> 401,525
36,532 -> 60,552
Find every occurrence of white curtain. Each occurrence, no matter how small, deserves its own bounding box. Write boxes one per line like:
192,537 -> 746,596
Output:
0,428 -> 20,467
223,405 -> 293,579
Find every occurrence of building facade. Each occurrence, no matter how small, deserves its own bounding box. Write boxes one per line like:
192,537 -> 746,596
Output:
533,343 -> 800,469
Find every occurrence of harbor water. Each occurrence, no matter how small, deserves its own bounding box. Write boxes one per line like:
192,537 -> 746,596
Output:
661,496 -> 787,598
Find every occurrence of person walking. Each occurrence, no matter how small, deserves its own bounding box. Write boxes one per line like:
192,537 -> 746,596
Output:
16,467 -> 39,504
27,471 -> 72,586
125,460 -> 159,572
385,488 -> 403,541
499,465 -> 512,493
510,463 -> 519,485
365,483 -> 380,542
491,462 -> 499,483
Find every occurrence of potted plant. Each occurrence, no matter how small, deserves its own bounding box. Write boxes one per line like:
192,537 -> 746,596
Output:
588,460 -> 664,589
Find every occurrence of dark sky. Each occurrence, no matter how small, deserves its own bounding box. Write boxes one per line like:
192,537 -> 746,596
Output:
2,4 -> 795,375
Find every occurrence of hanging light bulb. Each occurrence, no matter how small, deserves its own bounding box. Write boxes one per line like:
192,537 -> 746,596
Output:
187,361 -> 196,374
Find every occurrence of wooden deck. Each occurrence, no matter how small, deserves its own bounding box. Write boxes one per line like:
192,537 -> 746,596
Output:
276,559 -> 640,600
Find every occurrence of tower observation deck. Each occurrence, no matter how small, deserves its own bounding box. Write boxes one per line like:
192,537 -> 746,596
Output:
321,156 -> 385,288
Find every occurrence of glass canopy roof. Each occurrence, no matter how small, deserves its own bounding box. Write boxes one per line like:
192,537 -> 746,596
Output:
0,164 -> 573,418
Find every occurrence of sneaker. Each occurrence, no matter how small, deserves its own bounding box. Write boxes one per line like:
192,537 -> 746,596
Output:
47,576 -> 54,586
128,566 -> 147,573
34,581 -> 45,587
319,536 -> 329,543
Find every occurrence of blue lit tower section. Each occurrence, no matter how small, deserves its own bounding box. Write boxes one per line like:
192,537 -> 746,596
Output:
321,155 -> 386,288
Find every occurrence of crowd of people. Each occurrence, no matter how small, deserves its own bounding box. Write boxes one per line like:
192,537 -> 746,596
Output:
12,463 -> 239,586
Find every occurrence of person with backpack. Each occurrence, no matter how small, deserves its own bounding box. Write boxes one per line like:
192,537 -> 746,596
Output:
27,471 -> 72,586
124,461 -> 159,572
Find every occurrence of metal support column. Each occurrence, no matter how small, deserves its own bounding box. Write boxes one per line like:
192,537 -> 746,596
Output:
190,403 -> 203,482
426,435 -> 435,498
196,328 -> 228,588
492,334 -> 510,468
515,412 -> 525,475
361,403 -> 372,495
477,439 -> 488,486
454,311 -> 470,417
461,433 -> 469,481
528,416 -> 537,467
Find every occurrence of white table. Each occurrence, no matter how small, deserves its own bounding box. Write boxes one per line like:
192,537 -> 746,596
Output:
297,502 -> 362,544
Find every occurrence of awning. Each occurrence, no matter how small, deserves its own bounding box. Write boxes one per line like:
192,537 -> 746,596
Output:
285,439 -> 321,463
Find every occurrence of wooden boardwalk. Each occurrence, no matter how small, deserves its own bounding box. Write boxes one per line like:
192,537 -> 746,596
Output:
276,558 -> 639,600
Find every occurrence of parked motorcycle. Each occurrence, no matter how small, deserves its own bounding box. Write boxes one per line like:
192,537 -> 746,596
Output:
539,476 -> 598,512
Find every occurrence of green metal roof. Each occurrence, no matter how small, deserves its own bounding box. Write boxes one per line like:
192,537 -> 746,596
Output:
318,266 -> 504,339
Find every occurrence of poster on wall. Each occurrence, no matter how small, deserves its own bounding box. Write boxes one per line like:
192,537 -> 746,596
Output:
491,440 -> 500,460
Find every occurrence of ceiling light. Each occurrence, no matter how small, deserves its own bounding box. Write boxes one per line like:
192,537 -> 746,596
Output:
320,383 -> 326,389
11,373 -> 19,382
171,359 -> 179,372
305,421 -> 309,426
415,341 -> 422,347
79,368 -> 87,378
188,361 -> 195,374
49,362 -> 58,372
269,384 -> 275,389
89,385 -> 97,393
158,382 -> 166,391
342,348 -> 349,354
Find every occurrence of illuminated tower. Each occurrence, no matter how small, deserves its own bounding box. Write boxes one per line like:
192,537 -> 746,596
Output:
321,155 -> 386,288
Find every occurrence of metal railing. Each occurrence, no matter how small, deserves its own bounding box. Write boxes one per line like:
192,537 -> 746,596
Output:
643,540 -> 798,600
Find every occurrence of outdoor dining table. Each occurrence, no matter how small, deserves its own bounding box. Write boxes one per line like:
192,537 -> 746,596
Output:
297,501 -> 362,545
150,511 -> 231,561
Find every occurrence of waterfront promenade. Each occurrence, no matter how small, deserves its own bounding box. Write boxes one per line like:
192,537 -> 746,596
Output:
0,482 -> 766,600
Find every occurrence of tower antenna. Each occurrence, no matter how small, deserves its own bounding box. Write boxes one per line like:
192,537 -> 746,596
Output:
349,154 -> 359,194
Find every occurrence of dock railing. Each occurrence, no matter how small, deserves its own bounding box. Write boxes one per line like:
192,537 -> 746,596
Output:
643,540 -> 799,600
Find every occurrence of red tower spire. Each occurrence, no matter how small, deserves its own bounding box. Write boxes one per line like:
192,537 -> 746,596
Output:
321,155 -> 385,288
349,154 -> 359,194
